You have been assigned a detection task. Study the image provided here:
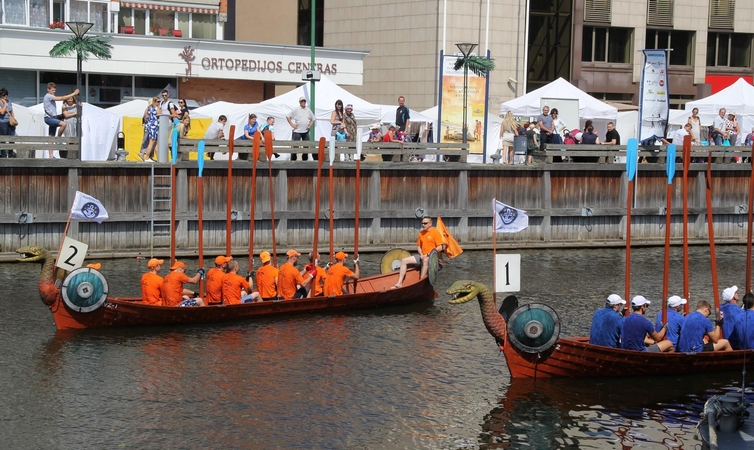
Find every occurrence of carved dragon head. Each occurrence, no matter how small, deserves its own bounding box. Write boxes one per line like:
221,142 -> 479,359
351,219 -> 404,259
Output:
446,280 -> 482,304
16,245 -> 49,263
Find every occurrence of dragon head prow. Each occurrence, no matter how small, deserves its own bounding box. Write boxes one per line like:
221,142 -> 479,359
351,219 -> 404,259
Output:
16,245 -> 50,263
446,280 -> 482,304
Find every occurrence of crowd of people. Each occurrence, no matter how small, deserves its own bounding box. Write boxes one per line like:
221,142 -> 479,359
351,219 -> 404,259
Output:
496,106 -> 621,165
588,285 -> 754,353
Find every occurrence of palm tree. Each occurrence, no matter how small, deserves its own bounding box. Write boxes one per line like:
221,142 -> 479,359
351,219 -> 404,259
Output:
49,32 -> 112,157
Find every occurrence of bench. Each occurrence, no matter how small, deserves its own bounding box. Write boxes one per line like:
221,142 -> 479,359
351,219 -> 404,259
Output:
0,136 -> 79,159
545,144 -> 751,164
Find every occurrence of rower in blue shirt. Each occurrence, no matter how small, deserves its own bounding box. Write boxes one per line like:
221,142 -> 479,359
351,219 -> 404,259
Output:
655,295 -> 687,349
621,296 -> 673,352
589,294 -> 626,348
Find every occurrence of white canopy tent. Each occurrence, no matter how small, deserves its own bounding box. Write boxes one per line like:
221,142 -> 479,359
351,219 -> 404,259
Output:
10,103 -> 46,137
29,102 -> 119,160
501,77 -> 618,121
685,78 -> 754,144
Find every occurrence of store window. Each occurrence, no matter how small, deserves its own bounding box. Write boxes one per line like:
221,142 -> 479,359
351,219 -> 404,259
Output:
582,27 -> 631,63
134,76 -> 176,98
707,32 -> 752,68
645,30 -> 693,66
29,0 -> 48,28
192,13 -> 214,39
4,0 -> 28,25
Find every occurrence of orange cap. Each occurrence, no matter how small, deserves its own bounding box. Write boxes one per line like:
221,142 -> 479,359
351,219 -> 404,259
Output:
335,251 -> 348,260
86,263 -> 102,270
286,249 -> 301,257
147,258 -> 164,268
170,261 -> 186,270
260,251 -> 271,263
215,255 -> 231,265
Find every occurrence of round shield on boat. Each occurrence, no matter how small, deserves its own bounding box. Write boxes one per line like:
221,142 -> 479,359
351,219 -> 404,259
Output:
506,303 -> 560,354
427,249 -> 439,286
61,267 -> 109,313
380,248 -> 411,274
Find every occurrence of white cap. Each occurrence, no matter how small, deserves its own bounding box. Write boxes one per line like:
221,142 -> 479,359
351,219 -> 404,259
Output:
723,286 -> 738,302
607,294 -> 625,305
632,295 -> 650,306
667,295 -> 687,308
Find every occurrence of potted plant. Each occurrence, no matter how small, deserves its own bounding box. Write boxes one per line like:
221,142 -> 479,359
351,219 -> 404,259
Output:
150,23 -> 160,35
49,21 -> 65,30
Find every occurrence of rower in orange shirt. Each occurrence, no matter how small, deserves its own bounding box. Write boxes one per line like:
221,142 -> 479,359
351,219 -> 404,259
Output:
222,260 -> 261,304
205,255 -> 231,304
256,251 -> 279,301
278,249 -> 315,299
305,251 -> 327,297
161,261 -> 206,307
324,251 -> 360,296
141,258 -> 164,305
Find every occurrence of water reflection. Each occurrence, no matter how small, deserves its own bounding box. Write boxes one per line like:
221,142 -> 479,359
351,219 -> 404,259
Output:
3,246 -> 754,448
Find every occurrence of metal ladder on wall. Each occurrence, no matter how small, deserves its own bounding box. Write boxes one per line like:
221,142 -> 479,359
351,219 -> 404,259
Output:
150,165 -> 172,257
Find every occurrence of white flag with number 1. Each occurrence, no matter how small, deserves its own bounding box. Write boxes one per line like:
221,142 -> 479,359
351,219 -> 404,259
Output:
70,191 -> 109,223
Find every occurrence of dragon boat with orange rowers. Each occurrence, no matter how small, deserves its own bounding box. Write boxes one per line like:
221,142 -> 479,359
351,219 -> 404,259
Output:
18,245 -> 438,331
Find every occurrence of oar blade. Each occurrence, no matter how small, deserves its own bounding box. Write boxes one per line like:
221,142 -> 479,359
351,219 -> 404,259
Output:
626,138 -> 638,181
666,144 -> 676,184
197,141 -> 205,177
264,130 -> 274,159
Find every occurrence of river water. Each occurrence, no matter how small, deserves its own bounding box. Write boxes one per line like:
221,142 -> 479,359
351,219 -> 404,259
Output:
1,246 -> 753,449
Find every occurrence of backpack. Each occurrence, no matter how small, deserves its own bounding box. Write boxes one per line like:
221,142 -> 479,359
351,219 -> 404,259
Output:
563,135 -> 576,145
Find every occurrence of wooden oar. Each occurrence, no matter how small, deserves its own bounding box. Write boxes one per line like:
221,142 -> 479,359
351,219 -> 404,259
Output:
624,139 -> 638,315
312,138 -> 326,263
661,143 -> 677,325
329,138 -> 335,263
707,150 -> 720,311
747,145 -> 754,293
248,131 -> 260,273
264,129 -> 277,266
197,141 -> 205,297
226,125 -> 235,257
682,134 -> 690,313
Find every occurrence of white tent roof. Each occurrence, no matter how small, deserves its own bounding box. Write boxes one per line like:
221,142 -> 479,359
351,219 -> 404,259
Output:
107,99 -> 149,118
10,103 -> 46,137
685,78 -> 754,122
501,77 -> 618,120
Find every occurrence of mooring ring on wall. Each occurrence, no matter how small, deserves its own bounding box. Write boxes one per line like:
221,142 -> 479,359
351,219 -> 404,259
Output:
324,210 -> 339,220
415,207 -> 427,218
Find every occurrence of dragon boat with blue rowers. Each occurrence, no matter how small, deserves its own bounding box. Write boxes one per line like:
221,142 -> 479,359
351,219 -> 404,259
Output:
447,280 -> 754,379
18,245 -> 438,331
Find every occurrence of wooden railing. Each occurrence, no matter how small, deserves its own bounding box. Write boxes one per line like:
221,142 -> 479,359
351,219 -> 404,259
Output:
178,139 -> 469,163
0,136 -> 79,159
544,144 -> 751,164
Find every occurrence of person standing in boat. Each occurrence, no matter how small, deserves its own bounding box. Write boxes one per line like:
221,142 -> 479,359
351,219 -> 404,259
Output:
324,251 -> 360,297
256,251 -> 279,301
719,286 -> 743,348
677,300 -> 732,352
588,294 -> 625,348
141,258 -> 165,306
392,216 -> 444,289
205,255 -> 232,304
730,293 -> 754,350
222,260 -> 260,304
278,249 -> 316,300
654,295 -> 687,349
621,296 -> 673,352
161,261 -> 206,307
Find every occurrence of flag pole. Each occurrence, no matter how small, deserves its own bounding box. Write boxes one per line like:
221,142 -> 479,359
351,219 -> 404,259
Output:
197,141 -> 205,297
226,125 -> 235,257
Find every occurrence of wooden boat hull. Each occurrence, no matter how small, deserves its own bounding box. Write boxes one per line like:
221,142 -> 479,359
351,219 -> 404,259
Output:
503,336 -> 754,379
48,269 -> 435,330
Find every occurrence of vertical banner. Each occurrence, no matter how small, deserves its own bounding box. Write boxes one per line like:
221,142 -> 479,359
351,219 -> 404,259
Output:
638,50 -> 670,142
438,54 -> 488,155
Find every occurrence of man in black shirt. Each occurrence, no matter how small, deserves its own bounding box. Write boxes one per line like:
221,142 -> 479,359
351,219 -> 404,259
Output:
395,96 -> 410,132
605,122 -> 620,145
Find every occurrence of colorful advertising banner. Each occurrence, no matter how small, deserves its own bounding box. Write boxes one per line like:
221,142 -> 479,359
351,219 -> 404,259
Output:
438,54 -> 488,155
638,50 -> 670,142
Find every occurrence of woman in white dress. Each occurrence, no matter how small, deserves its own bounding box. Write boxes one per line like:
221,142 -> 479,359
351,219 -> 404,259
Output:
688,107 -> 701,145
62,96 -> 78,137
499,111 -> 520,165
550,108 -> 567,144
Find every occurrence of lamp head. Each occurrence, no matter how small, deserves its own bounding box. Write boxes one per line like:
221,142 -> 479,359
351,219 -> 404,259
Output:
456,42 -> 477,58
67,22 -> 94,38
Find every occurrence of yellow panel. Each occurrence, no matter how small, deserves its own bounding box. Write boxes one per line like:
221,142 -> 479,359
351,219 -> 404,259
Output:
123,117 -> 145,162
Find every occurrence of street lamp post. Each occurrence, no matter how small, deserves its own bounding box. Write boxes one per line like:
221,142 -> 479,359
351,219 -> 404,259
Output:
456,43 -> 477,145
66,22 -> 93,160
